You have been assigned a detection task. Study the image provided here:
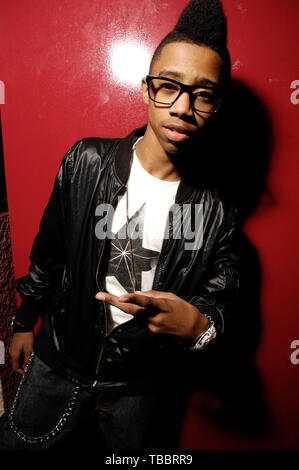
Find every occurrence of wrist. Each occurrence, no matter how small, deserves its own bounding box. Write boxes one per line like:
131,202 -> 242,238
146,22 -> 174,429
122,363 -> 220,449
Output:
192,308 -> 210,341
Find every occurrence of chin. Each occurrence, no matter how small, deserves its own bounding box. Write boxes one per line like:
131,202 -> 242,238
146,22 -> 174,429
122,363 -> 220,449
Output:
164,139 -> 193,156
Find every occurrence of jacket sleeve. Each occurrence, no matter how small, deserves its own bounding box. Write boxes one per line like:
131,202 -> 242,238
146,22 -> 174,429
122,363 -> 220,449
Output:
189,203 -> 240,336
13,142 -> 79,330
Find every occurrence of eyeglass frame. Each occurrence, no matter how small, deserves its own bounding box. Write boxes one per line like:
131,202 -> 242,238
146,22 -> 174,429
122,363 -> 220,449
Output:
146,74 -> 223,114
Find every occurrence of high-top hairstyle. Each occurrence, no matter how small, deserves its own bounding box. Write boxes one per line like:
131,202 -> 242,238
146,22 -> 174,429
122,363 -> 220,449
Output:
149,0 -> 231,87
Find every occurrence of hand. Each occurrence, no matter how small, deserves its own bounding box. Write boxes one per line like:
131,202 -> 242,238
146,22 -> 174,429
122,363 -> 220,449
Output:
95,290 -> 209,340
9,332 -> 34,375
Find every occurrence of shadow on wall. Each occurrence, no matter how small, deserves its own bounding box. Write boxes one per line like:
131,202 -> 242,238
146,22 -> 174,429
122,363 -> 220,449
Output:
211,78 -> 274,224
190,232 -> 270,437
176,79 -> 274,437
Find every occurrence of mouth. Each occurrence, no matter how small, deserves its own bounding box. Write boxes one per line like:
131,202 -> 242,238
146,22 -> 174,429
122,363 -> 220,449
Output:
163,125 -> 192,143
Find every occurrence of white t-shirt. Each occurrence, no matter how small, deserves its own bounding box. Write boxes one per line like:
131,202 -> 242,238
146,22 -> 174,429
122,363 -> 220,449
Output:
104,138 -> 180,333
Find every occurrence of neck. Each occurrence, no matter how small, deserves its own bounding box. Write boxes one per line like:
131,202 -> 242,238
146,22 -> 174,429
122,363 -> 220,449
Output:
135,126 -> 181,182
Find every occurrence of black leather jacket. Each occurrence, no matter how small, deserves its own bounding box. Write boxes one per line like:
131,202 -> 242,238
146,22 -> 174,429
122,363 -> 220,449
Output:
14,125 -> 240,392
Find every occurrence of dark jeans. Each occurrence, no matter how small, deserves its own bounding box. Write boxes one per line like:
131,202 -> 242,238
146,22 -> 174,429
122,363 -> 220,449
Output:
0,353 -> 185,452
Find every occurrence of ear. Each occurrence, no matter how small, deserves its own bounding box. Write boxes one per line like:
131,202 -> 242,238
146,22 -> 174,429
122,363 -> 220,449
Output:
141,77 -> 149,105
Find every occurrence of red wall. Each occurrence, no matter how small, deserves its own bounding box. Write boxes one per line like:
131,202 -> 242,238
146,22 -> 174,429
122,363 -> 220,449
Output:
1,0 -> 299,449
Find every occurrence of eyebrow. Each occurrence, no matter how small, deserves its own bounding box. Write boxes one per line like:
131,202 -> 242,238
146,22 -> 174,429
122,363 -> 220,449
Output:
158,69 -> 219,88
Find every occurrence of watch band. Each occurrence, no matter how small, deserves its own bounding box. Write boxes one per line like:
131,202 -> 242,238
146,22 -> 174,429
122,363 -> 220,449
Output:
189,315 -> 217,351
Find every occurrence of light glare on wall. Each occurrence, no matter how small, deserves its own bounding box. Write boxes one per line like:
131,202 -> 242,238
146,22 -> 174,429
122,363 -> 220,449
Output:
110,41 -> 151,87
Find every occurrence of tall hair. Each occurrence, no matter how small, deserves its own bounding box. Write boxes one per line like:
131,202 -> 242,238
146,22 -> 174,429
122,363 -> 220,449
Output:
149,0 -> 231,87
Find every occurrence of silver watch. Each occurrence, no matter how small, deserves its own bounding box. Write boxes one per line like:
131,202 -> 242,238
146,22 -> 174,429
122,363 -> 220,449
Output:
190,316 -> 217,351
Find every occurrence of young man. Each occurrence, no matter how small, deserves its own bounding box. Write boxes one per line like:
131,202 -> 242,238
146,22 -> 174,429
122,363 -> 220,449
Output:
0,0 -> 239,451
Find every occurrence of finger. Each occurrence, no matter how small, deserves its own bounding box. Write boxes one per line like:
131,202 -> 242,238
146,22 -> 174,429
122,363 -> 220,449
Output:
95,292 -> 146,315
147,323 -> 165,334
119,291 -> 166,301
119,294 -> 159,317
146,312 -> 167,326
10,353 -> 24,375
95,292 -> 118,302
134,290 -> 178,300
119,293 -> 168,312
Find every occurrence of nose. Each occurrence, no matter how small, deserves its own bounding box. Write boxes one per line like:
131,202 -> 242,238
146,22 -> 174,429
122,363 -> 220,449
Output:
170,91 -> 193,117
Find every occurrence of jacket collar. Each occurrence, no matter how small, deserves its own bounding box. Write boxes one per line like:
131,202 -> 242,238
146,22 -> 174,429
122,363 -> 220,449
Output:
114,124 -> 198,204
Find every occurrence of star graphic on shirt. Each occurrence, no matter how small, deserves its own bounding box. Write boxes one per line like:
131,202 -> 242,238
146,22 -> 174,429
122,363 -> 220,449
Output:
106,204 -> 159,292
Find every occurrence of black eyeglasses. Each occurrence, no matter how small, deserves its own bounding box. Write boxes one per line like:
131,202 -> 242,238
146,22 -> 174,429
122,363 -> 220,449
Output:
146,75 -> 222,114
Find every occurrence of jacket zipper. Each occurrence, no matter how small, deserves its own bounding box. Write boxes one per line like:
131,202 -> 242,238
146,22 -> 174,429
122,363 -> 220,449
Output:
93,181 -> 129,387
151,203 -> 175,290
92,157 -> 175,386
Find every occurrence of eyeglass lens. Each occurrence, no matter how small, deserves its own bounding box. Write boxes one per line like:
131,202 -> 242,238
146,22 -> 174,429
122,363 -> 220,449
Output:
148,78 -> 219,113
